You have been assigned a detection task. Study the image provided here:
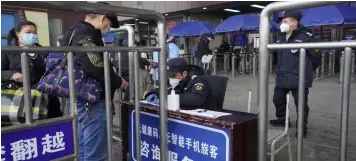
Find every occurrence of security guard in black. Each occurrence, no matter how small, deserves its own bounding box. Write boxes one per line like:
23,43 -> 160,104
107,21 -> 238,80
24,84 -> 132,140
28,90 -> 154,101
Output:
145,58 -> 214,110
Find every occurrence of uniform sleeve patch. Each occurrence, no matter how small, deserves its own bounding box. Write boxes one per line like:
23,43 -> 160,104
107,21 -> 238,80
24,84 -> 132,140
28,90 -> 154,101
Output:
194,83 -> 204,91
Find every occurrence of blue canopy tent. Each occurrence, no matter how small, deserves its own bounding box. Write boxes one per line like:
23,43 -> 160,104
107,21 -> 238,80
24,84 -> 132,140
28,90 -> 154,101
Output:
299,4 -> 356,27
168,21 -> 216,37
213,14 -> 279,34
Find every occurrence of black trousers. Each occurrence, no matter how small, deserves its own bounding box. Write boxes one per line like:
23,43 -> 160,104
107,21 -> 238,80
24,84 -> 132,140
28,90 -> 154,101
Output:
273,86 -> 310,127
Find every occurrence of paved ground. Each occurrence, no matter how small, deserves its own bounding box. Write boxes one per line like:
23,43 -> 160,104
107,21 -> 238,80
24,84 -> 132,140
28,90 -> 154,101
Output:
112,72 -> 356,161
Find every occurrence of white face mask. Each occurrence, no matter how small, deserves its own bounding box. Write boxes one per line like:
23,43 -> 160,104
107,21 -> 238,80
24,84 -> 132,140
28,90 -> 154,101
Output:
280,23 -> 290,33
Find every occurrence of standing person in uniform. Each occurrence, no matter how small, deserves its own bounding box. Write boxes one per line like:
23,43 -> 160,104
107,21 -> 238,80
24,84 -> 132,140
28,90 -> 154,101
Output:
61,11 -> 128,160
145,58 -> 216,110
269,11 -> 321,137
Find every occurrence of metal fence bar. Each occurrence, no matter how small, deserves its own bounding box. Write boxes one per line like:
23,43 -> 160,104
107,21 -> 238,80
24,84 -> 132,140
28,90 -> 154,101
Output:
134,51 -> 142,161
329,51 -> 333,76
259,2 -> 340,161
268,41 -> 356,49
67,52 -> 79,161
157,22 -> 168,161
20,52 -> 34,125
352,51 -> 355,80
339,47 -> 352,161
340,52 -> 345,83
2,46 -> 161,53
103,52 -> 113,161
297,48 -> 306,161
321,53 -> 325,79
232,54 -> 236,77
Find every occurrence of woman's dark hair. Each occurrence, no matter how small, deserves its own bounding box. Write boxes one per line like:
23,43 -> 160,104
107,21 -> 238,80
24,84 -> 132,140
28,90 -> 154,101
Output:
7,21 -> 37,45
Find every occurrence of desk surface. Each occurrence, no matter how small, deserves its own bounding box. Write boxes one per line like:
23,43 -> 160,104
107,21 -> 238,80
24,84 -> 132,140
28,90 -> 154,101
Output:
122,102 -> 257,129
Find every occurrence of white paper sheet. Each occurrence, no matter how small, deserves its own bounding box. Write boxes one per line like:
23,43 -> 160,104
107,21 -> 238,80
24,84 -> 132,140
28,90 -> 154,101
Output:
180,109 -> 232,119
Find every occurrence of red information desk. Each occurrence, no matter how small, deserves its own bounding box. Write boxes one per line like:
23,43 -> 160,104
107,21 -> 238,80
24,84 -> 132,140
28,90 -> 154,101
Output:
120,102 -> 257,161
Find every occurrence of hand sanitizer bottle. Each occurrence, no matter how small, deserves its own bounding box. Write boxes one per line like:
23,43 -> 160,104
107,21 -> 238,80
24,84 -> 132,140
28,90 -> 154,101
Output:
168,78 -> 180,111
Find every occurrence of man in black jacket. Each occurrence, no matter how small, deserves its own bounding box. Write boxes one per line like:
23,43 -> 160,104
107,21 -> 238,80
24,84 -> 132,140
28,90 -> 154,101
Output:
61,12 -> 127,160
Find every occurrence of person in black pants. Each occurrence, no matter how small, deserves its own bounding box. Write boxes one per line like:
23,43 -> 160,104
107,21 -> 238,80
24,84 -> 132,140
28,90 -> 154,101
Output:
270,11 -> 321,137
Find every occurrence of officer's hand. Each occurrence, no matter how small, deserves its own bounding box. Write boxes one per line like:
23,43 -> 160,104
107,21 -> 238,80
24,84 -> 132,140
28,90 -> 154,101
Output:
120,77 -> 128,90
151,62 -> 158,69
146,94 -> 158,102
152,98 -> 159,105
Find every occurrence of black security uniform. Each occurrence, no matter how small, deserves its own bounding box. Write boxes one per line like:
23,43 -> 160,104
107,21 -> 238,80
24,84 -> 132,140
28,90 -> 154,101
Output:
145,58 -> 215,110
272,11 -> 321,130
61,21 -> 123,100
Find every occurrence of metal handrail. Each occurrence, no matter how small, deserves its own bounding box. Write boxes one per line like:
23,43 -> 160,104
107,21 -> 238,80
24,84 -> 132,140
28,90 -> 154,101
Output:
259,1 -> 350,161
1,2 -> 168,161
1,46 -> 161,53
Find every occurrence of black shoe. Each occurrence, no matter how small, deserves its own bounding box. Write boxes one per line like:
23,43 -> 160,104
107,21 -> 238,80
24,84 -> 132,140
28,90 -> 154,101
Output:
295,128 -> 308,137
269,119 -> 291,127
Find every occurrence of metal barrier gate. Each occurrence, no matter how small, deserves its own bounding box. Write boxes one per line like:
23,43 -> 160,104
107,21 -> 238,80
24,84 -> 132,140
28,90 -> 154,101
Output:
258,1 -> 356,161
1,2 -> 169,161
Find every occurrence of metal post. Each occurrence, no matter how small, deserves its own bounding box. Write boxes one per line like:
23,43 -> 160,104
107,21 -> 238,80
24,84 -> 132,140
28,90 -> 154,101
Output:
258,7 -> 271,161
104,52 -> 113,161
67,52 -> 78,161
297,48 -> 306,161
315,67 -> 320,81
183,14 -> 189,60
269,53 -> 273,74
129,34 -> 135,102
232,54 -> 236,78
21,52 -> 33,124
249,53 -> 253,76
351,51 -> 355,80
339,47 -> 352,161
333,50 -> 336,75
241,53 -> 246,75
157,22 -> 168,161
329,51 -> 333,76
253,53 -> 257,78
213,54 -> 217,75
147,23 -> 151,47
134,51 -> 141,161
340,51 -> 345,83
321,52 -> 325,79
224,53 -> 228,74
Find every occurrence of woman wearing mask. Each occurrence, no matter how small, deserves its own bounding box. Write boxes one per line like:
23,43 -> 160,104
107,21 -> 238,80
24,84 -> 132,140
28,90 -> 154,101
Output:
1,21 -> 62,121
61,12 -> 128,160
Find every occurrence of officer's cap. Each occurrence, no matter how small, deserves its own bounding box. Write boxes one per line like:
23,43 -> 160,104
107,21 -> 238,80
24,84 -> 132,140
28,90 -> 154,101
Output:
167,58 -> 188,78
278,11 -> 303,22
96,2 -> 120,28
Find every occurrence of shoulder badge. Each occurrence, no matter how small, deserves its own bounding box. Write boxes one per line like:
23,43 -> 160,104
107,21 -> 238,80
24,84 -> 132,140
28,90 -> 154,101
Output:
194,83 -> 204,91
191,75 -> 197,80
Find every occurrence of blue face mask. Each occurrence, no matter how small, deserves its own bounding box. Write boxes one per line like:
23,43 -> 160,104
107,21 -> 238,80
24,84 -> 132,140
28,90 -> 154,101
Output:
101,28 -> 110,38
21,34 -> 38,46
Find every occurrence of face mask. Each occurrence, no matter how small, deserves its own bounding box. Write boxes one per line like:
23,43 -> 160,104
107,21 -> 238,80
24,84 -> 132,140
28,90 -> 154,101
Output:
101,29 -> 110,38
21,34 -> 38,46
280,23 -> 290,33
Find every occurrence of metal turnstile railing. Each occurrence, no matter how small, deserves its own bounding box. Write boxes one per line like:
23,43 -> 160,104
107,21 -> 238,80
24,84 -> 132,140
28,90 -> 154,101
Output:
259,1 -> 355,161
1,2 -> 169,161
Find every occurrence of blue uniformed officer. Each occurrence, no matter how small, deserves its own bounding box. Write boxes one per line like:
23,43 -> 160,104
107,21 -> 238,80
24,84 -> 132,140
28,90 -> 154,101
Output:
269,11 -> 322,137
145,58 -> 215,110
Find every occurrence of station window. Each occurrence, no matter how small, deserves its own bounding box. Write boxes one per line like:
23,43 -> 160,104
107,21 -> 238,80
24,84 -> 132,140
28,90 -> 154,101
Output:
1,11 -> 18,46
